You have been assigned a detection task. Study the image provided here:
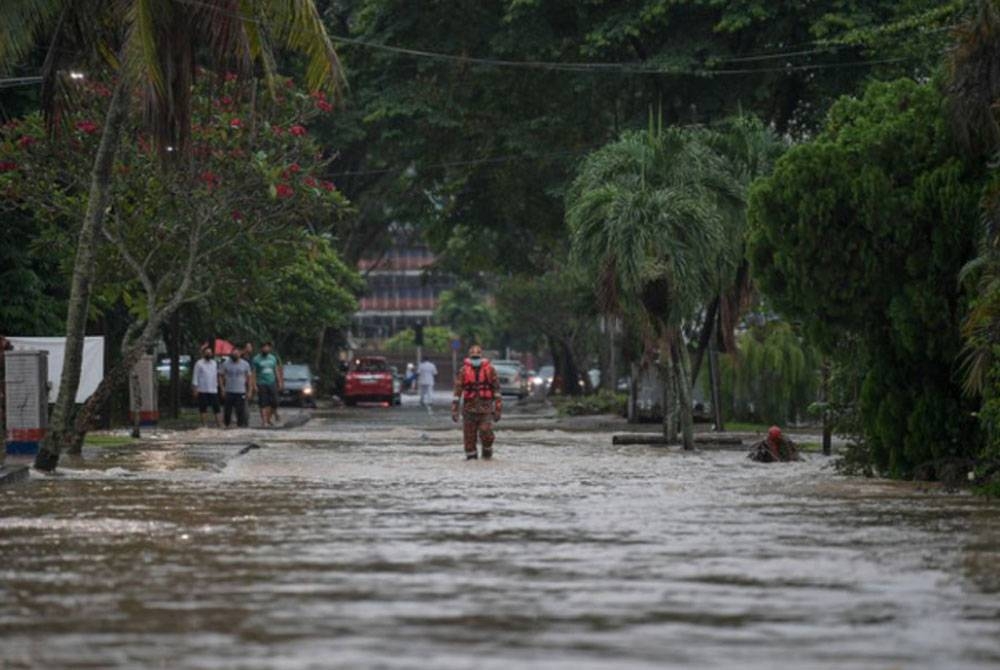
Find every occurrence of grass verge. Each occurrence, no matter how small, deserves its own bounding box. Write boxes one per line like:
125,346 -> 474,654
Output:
83,434 -> 138,448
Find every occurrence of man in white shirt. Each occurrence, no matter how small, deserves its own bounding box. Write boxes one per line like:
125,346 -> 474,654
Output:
192,345 -> 221,427
417,357 -> 438,414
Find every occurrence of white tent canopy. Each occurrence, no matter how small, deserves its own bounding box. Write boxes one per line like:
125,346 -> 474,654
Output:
6,337 -> 104,403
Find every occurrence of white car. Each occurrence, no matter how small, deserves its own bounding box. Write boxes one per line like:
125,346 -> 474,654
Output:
492,360 -> 528,399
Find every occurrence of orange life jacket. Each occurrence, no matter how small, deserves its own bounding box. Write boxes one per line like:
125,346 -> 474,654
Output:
461,359 -> 495,400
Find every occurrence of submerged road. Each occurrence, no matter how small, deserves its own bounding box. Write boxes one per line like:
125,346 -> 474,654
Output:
2,397 -> 999,669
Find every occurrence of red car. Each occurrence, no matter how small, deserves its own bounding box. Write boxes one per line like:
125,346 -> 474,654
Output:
343,356 -> 398,406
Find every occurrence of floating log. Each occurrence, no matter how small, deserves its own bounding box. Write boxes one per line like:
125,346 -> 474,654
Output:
612,433 -> 745,446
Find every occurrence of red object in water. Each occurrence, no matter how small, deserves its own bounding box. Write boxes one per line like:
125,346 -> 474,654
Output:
767,425 -> 783,460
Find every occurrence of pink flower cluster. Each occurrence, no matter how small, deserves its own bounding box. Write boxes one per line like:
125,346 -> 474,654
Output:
199,170 -> 221,190
312,91 -> 334,113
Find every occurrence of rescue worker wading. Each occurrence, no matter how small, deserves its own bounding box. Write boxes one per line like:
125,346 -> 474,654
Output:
452,345 -> 502,460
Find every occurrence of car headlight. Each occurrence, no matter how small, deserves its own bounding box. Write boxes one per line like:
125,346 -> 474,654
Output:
303,387 -> 313,395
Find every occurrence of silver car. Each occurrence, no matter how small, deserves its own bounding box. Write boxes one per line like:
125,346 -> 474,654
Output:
491,360 -> 528,399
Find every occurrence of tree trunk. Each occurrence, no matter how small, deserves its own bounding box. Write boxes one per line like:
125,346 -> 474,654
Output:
561,339 -> 583,397
821,360 -> 832,456
672,339 -> 695,451
689,297 -> 718,386
168,310 -> 181,419
36,79 -> 129,472
627,361 -> 638,423
603,316 -> 618,392
129,367 -> 142,439
660,358 -> 676,442
312,327 -> 325,374
708,332 -> 724,432
68,319 -> 165,451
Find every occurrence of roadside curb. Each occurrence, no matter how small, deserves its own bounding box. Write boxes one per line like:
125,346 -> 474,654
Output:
0,464 -> 30,487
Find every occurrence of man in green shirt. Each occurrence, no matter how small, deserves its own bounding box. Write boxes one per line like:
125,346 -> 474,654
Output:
252,341 -> 284,427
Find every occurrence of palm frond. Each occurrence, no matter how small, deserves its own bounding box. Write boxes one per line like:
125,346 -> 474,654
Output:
0,0 -> 63,69
946,0 -> 1000,154
258,0 -> 345,99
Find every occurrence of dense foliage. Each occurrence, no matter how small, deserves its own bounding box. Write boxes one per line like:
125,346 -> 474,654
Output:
0,74 -> 358,350
383,326 -> 454,353
319,0 -> 958,274
716,321 -> 821,426
749,78 -> 983,477
433,282 -> 496,348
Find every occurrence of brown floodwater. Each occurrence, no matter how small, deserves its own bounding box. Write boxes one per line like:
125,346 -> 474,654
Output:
2,416 -> 999,669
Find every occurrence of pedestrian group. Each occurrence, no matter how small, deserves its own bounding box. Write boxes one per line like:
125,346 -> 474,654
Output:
192,340 -> 284,429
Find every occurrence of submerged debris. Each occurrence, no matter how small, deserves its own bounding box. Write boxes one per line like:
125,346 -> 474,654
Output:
237,443 -> 263,456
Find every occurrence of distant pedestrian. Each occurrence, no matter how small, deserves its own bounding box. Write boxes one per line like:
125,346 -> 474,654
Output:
252,341 -> 283,427
417,357 -> 438,413
452,345 -> 501,460
220,348 -> 254,428
191,345 -> 221,427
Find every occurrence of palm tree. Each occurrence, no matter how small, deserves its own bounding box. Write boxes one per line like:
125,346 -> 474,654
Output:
1,0 -> 344,470
688,116 -> 786,429
947,1 -> 1000,402
567,120 -> 740,449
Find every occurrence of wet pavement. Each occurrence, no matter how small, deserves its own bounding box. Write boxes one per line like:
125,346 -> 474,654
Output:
2,398 -> 999,669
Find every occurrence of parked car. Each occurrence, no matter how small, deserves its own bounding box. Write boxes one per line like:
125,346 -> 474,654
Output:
532,365 -> 554,393
343,356 -> 396,406
491,359 -> 528,399
156,355 -> 191,383
280,363 -> 317,407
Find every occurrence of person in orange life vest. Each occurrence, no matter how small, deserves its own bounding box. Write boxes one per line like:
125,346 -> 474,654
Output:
451,344 -> 502,460
748,425 -> 800,463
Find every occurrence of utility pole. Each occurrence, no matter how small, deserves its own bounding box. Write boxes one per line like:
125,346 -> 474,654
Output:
414,321 -> 424,367
821,360 -> 832,456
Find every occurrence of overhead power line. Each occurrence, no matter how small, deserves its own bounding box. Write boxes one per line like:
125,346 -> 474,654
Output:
0,76 -> 43,89
329,34 -> 927,77
327,148 -> 593,178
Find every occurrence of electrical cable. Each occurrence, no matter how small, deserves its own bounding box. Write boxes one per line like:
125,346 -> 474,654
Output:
328,34 -> 926,76
326,148 -> 593,178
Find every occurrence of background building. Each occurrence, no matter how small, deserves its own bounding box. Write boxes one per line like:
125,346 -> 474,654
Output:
353,238 -> 453,340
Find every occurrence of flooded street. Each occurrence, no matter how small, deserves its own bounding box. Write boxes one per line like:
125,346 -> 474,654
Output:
2,404 -> 1000,669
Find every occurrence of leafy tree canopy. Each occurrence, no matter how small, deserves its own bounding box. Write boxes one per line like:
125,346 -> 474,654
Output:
748,77 -> 983,476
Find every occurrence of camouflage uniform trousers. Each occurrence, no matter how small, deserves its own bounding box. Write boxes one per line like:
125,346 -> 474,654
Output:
462,400 -> 497,458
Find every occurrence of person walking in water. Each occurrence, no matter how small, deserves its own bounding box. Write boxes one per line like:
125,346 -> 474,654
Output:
220,347 -> 254,428
192,345 -> 221,427
252,341 -> 283,427
418,356 -> 438,414
452,345 -> 502,460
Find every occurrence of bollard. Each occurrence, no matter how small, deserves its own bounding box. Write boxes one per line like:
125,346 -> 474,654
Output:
5,349 -> 49,457
128,354 -> 159,428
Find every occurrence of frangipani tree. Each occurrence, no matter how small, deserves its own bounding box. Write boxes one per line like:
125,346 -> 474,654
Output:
1,72 -> 351,458
0,0 -> 344,470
